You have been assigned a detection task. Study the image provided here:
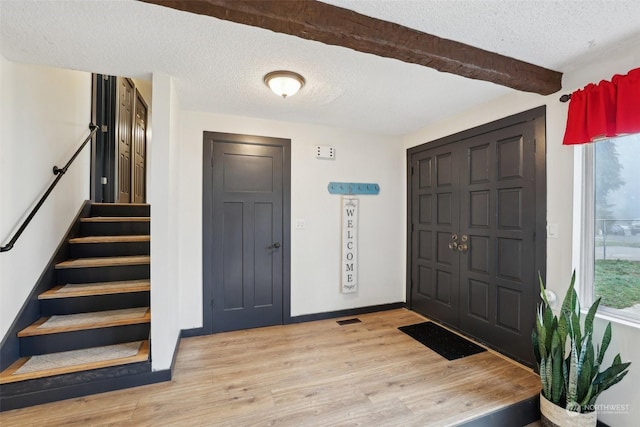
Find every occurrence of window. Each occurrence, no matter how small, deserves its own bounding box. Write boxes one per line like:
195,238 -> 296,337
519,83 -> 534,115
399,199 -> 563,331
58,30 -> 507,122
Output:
576,133 -> 640,323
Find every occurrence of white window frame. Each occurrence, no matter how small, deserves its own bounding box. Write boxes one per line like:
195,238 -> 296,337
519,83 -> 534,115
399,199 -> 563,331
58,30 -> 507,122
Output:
573,142 -> 640,326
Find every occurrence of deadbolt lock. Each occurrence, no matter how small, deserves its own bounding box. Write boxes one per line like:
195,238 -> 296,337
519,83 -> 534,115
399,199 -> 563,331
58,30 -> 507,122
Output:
451,233 -> 458,241
461,235 -> 468,243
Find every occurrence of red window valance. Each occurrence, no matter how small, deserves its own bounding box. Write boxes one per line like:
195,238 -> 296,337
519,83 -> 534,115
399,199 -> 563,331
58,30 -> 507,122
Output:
563,67 -> 640,145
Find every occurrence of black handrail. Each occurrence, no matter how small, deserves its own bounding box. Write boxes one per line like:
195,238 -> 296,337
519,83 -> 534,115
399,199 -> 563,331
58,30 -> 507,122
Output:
0,124 -> 99,253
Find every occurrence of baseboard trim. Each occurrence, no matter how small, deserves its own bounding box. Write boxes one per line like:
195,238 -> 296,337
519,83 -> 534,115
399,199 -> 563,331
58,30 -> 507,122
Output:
180,302 -> 406,338
169,332 -> 181,372
458,394 -> 539,427
288,302 -> 406,324
181,327 -> 206,338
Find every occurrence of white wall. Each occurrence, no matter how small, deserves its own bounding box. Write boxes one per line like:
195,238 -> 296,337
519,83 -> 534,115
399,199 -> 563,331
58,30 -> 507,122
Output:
0,57 -> 91,340
178,112 -> 405,329
148,73 -> 181,370
403,46 -> 640,426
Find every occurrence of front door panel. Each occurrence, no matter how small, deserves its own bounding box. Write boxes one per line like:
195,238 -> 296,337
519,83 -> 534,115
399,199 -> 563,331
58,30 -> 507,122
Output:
409,113 -> 543,367
459,124 -> 537,363
411,144 -> 460,326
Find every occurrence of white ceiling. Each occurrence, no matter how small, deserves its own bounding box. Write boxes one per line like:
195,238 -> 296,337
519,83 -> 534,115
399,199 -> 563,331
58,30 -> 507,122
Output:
1,0 -> 639,136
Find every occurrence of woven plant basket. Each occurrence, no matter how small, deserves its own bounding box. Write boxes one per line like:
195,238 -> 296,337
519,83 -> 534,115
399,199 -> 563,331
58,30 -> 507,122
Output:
540,393 -> 597,427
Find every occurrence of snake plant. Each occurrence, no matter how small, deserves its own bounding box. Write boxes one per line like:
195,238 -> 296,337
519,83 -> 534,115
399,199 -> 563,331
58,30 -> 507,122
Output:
532,271 -> 631,413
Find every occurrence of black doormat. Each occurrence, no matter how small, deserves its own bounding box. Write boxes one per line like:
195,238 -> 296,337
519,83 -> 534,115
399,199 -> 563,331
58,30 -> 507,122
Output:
398,321 -> 486,360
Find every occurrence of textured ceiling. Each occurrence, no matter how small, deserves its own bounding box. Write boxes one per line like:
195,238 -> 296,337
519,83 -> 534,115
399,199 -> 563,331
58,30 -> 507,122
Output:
1,0 -> 639,136
323,0 -> 640,71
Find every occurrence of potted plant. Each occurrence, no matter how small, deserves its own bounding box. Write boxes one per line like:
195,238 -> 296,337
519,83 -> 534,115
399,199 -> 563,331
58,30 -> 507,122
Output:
532,272 -> 631,427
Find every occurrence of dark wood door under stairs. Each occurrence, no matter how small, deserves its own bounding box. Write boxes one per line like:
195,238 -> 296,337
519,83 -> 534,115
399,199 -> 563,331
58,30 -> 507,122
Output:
0,203 -> 151,402
117,79 -> 134,203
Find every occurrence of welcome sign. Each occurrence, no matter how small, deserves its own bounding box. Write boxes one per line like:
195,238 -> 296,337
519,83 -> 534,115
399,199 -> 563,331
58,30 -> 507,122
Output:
341,197 -> 358,293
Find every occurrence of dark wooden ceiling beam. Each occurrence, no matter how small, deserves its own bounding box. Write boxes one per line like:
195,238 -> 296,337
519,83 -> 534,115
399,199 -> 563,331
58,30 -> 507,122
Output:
140,0 -> 562,95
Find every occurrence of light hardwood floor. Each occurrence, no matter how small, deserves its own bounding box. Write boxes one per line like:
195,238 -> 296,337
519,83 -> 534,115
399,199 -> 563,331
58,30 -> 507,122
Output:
0,309 -> 541,426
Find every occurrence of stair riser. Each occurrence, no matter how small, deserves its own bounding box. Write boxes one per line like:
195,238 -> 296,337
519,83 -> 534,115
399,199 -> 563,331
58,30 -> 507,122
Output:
69,241 -> 150,258
19,324 -> 150,356
90,204 -> 150,217
0,360 -> 152,404
40,292 -> 150,316
81,222 -> 150,236
56,264 -> 150,284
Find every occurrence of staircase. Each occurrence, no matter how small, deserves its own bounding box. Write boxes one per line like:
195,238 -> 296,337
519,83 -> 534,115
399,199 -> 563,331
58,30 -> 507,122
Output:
0,203 -> 151,409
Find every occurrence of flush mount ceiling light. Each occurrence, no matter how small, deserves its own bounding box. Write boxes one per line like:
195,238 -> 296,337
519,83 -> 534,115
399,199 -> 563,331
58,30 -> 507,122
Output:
264,70 -> 305,98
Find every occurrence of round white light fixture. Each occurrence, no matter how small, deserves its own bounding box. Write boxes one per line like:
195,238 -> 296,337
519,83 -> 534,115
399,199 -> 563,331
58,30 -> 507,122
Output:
264,70 -> 305,98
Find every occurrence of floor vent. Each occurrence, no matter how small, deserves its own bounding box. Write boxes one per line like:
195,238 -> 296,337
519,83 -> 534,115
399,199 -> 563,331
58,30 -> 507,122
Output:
336,318 -> 361,326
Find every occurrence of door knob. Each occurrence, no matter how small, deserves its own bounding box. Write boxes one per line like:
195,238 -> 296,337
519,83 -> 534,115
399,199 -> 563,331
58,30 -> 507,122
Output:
457,243 -> 469,252
449,233 -> 459,251
269,242 -> 281,249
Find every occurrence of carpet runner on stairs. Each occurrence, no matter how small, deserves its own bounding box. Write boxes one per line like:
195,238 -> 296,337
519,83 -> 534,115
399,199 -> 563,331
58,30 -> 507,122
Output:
0,341 -> 149,384
18,307 -> 151,336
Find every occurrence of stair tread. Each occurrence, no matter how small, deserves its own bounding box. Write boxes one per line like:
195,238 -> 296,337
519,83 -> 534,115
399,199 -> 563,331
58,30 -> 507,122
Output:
18,307 -> 151,337
39,280 -> 150,299
56,255 -> 150,269
81,217 -> 150,222
69,235 -> 150,244
91,203 -> 150,206
0,340 -> 149,384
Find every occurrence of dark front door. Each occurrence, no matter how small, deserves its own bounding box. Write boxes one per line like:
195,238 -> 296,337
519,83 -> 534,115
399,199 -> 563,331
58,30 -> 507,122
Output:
408,108 -> 546,366
203,132 -> 291,333
410,143 -> 461,326
458,124 -> 538,363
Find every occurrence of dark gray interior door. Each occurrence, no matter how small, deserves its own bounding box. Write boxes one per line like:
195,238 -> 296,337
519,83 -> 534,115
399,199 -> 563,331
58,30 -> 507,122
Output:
207,137 -> 287,333
408,108 -> 545,367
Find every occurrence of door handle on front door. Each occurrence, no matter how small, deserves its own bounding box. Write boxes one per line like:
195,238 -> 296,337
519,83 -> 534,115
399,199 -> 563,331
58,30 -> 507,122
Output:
448,233 -> 458,251
458,235 -> 469,252
450,234 -> 469,252
269,242 -> 281,249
